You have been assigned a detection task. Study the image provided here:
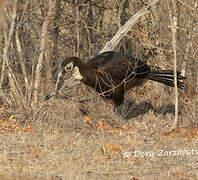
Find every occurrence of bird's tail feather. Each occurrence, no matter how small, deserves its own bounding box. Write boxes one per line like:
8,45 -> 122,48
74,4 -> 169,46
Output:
148,70 -> 185,89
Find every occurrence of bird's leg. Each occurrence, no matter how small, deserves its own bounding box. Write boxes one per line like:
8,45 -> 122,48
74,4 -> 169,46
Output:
110,86 -> 125,107
115,99 -> 135,119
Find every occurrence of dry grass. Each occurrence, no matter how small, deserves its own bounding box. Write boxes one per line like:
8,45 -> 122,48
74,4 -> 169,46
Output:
0,84 -> 197,180
0,0 -> 197,179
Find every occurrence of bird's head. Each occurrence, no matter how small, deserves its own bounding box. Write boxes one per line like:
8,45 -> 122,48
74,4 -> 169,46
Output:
55,57 -> 83,92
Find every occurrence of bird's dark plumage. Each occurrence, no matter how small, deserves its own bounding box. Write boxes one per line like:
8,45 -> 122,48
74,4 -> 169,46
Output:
56,51 -> 185,106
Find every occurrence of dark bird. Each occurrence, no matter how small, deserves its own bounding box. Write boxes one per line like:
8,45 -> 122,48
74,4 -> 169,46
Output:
54,51 -> 185,107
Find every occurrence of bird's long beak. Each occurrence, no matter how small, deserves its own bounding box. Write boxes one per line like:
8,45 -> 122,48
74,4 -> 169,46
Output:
43,73 -> 81,102
43,66 -> 82,102
55,66 -> 83,92
59,76 -> 81,91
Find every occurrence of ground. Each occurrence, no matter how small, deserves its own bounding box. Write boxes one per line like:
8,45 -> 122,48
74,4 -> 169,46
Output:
0,83 -> 197,180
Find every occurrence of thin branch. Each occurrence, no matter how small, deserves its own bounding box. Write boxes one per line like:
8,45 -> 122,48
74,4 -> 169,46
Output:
76,5 -> 80,56
0,0 -> 6,88
15,0 -> 30,96
168,0 -> 179,131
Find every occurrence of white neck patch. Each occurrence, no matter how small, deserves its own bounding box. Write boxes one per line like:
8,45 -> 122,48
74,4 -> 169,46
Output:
73,66 -> 83,80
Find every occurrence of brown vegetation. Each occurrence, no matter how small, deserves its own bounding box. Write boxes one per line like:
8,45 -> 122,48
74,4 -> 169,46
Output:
0,0 -> 197,179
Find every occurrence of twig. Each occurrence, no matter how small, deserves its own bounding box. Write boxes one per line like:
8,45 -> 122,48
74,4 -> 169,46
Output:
75,5 -> 80,57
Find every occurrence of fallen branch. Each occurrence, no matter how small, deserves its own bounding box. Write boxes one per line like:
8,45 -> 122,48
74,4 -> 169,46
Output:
100,0 -> 160,53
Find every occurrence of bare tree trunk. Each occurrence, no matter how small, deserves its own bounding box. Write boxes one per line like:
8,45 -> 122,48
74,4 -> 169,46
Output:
46,0 -> 61,85
15,1 -> 30,98
168,0 -> 178,131
33,0 -> 54,107
53,0 -> 61,56
194,2 -> 198,95
0,0 -> 6,88
185,1 -> 198,97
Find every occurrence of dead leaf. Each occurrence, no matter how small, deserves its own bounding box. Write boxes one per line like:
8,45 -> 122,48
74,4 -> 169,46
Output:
194,128 -> 198,137
24,125 -> 34,131
83,116 -> 92,123
102,144 -> 122,155
9,115 -> 16,124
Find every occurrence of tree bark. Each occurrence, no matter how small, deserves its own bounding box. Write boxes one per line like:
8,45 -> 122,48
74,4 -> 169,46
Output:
33,0 -> 55,107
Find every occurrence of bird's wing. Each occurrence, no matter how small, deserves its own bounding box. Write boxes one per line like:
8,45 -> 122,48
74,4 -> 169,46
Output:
89,51 -> 150,83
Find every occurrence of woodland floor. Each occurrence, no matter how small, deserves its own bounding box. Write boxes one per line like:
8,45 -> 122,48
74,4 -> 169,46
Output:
0,82 -> 197,180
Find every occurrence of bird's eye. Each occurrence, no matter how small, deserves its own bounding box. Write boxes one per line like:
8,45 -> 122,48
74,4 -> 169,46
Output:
65,62 -> 73,71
